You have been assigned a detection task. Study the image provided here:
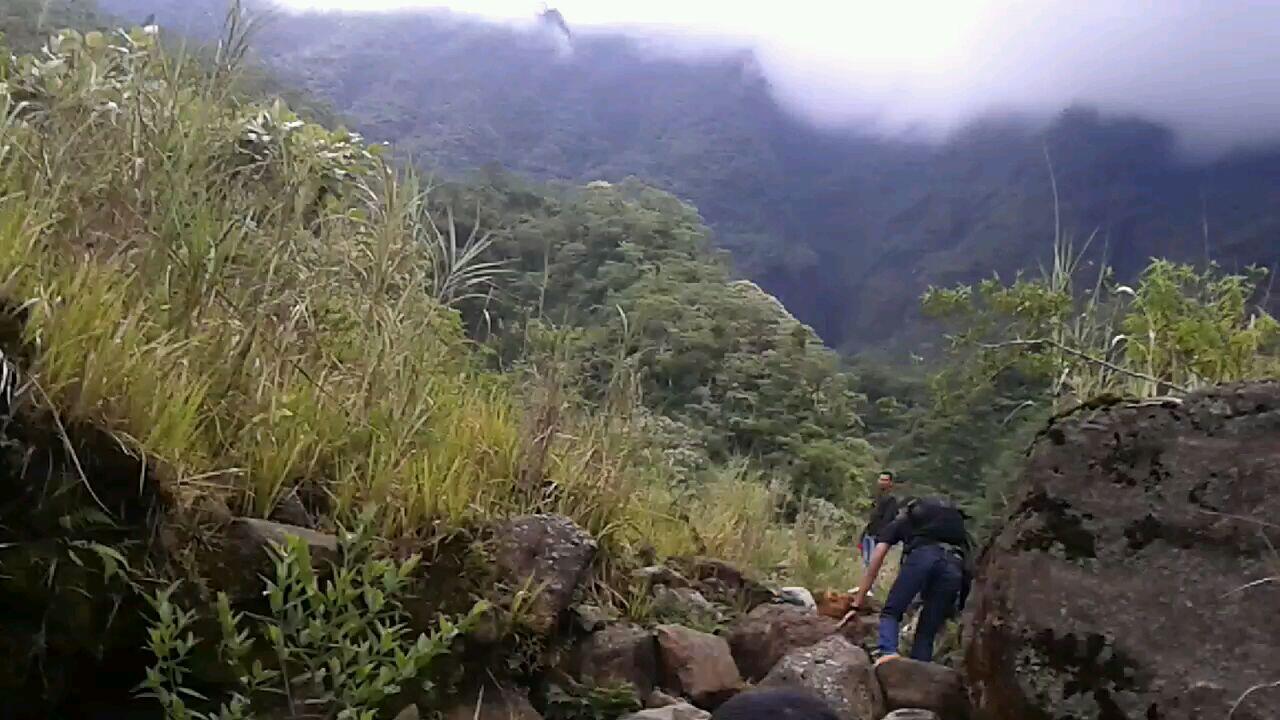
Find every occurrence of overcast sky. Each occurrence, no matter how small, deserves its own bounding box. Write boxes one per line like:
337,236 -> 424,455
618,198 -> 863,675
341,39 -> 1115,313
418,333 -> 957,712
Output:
274,1 -> 1280,157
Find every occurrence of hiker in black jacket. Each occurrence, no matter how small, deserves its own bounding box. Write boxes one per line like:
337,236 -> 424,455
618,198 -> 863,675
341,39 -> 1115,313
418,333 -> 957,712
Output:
846,496 -> 973,664
857,471 -> 899,570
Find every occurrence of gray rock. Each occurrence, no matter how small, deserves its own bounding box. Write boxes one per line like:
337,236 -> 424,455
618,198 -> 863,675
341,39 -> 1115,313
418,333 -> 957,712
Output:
687,557 -> 775,609
573,603 -> 611,632
492,514 -> 597,635
653,586 -> 723,625
621,703 -> 710,720
760,635 -> 886,720
567,623 -> 658,702
964,382 -> 1280,720
392,705 -> 421,720
655,624 -> 744,709
727,604 -> 840,681
268,491 -> 312,527
875,659 -> 967,720
633,565 -> 692,588
443,680 -> 542,720
645,690 -> 682,709
778,587 -> 817,611
204,518 -> 338,601
881,711 -> 940,720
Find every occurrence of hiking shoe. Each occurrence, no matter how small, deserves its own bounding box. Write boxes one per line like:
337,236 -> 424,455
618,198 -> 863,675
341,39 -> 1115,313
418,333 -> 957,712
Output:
873,653 -> 901,667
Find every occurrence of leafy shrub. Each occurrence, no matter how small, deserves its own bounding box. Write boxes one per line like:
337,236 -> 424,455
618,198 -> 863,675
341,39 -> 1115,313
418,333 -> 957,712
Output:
544,681 -> 641,720
140,514 -> 488,719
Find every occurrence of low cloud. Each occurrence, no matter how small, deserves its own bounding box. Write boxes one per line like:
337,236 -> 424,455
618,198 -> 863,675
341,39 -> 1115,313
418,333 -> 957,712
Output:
275,0 -> 1280,157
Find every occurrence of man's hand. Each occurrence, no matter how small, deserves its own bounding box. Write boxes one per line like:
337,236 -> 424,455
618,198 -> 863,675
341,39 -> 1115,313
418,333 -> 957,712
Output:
837,591 -> 866,629
849,540 -> 890,625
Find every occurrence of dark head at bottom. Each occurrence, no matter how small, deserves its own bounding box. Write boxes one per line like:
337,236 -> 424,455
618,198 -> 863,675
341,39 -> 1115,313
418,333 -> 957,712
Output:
710,689 -> 841,720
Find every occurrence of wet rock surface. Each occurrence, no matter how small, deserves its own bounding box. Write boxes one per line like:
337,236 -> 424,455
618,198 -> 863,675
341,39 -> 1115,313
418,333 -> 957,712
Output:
963,383 -> 1280,720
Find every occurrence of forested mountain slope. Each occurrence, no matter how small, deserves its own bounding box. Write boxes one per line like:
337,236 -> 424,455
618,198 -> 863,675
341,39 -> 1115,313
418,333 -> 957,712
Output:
97,0 -> 1280,353
0,13 -> 890,712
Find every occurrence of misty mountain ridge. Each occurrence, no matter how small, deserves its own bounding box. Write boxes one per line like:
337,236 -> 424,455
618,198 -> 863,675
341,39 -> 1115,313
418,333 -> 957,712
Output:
96,0 -> 1280,352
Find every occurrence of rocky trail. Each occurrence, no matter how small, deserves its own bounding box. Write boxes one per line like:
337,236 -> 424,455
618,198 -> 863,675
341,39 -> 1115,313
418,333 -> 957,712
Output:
4,383 -> 1280,719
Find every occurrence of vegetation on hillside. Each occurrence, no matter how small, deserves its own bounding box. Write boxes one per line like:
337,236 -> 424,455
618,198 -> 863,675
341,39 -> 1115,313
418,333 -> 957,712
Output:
909,231 -> 1279,513
432,174 -> 877,504
96,0 -> 1280,352
2,5 -> 1277,713
1,5 -> 876,562
78,0 -> 1280,513
0,13 -> 887,711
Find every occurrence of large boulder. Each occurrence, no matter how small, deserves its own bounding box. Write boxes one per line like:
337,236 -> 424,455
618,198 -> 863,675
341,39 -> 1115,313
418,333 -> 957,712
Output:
567,624 -> 658,702
655,624 -> 744,708
759,636 -> 886,720
727,604 -> 840,681
492,514 -> 597,635
964,383 -> 1280,720
204,518 -> 338,601
875,658 -> 968,720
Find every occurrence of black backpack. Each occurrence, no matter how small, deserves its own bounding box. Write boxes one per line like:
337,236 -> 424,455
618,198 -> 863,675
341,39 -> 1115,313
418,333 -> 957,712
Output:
903,497 -> 970,548
904,497 -> 976,611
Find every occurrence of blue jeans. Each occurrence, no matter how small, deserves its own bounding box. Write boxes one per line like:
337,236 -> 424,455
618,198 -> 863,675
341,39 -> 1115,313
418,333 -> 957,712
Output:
877,544 -> 963,661
860,535 -> 876,568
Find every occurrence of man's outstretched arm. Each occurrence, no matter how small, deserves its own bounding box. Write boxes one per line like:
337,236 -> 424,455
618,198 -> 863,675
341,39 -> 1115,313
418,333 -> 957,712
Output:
840,541 -> 891,626
855,542 -> 891,605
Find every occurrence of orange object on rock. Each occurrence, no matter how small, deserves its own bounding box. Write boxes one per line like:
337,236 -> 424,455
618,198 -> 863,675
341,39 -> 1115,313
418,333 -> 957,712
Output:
814,590 -> 855,619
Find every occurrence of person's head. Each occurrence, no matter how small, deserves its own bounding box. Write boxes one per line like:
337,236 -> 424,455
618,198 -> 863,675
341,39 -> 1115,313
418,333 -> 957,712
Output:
877,470 -> 895,493
711,689 -> 840,720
